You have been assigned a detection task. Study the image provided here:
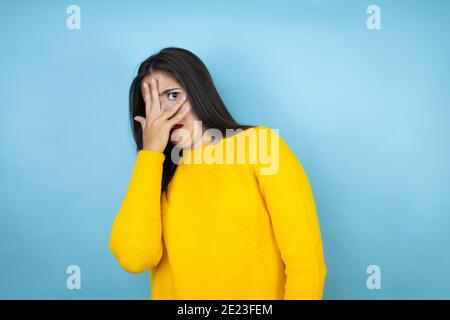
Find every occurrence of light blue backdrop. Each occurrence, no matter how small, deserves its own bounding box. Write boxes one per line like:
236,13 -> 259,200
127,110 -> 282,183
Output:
1,0 -> 449,299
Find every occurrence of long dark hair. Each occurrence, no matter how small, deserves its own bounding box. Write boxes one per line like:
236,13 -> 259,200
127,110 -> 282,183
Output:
129,47 -> 255,192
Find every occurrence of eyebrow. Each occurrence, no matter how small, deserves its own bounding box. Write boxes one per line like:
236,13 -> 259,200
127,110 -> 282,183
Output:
159,87 -> 181,96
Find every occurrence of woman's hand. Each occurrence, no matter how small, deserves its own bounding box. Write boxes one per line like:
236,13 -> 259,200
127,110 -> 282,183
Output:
134,78 -> 190,152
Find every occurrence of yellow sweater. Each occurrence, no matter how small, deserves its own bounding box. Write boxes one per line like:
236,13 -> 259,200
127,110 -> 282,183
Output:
109,126 -> 327,299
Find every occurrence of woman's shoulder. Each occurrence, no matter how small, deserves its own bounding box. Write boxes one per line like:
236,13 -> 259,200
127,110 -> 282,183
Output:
244,125 -> 305,175
239,125 -> 285,151
227,125 -> 290,176
237,125 -> 281,141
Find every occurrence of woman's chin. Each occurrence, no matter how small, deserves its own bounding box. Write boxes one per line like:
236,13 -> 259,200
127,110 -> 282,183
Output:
170,136 -> 191,149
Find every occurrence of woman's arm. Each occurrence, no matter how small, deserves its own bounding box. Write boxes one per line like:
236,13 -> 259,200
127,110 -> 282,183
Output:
254,127 -> 327,299
110,78 -> 188,274
109,149 -> 165,274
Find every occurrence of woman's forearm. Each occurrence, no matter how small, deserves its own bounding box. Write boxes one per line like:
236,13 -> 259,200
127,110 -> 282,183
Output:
109,150 -> 165,274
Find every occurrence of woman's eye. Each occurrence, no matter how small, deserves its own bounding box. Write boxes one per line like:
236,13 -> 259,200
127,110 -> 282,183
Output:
167,92 -> 179,101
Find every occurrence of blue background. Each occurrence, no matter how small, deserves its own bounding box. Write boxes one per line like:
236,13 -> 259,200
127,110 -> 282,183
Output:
1,0 -> 449,299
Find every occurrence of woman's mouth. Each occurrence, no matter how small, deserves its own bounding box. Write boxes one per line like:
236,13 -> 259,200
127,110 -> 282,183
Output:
170,124 -> 184,133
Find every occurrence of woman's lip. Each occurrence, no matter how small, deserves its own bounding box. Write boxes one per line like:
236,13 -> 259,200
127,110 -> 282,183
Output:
170,124 -> 184,131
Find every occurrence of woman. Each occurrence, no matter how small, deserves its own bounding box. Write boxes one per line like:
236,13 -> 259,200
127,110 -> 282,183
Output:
109,47 -> 327,299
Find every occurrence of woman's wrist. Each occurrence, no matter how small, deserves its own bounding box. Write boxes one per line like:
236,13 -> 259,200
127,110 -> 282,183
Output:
142,145 -> 164,153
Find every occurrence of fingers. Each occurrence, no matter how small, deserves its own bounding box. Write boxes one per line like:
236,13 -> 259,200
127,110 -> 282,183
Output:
150,78 -> 161,116
160,95 -> 187,120
166,103 -> 190,127
142,82 -> 151,118
134,116 -> 146,130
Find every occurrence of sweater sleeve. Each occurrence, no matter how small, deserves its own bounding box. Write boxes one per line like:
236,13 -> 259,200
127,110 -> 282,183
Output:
109,149 -> 165,274
253,127 -> 327,299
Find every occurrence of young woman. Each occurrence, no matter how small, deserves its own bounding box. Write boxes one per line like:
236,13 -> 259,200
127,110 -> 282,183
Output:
109,47 -> 327,300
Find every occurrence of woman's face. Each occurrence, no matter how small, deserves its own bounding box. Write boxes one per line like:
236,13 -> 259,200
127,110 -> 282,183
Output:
141,70 -> 201,148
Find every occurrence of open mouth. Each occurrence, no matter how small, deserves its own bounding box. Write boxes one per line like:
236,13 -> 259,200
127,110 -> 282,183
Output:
170,124 -> 184,132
